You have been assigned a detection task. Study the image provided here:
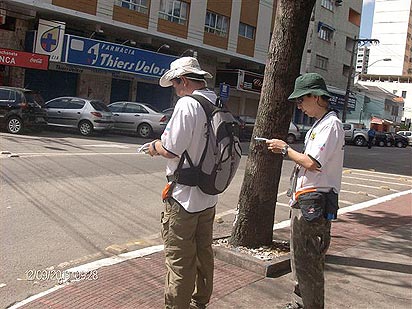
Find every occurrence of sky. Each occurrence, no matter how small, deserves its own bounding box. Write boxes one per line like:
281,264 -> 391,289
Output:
360,0 -> 375,38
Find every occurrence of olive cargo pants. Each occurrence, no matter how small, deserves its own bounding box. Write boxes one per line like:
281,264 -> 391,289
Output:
290,208 -> 331,309
161,199 -> 216,309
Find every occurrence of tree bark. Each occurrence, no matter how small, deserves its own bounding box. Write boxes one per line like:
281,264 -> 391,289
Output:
229,0 -> 316,248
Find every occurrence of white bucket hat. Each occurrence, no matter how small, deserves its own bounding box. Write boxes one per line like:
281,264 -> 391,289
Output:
159,57 -> 213,87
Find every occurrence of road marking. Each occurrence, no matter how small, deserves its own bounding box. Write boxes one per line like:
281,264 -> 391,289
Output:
343,175 -> 412,186
345,168 -> 412,179
349,171 -> 412,181
83,144 -> 130,149
341,182 -> 399,192
273,189 -> 412,231
340,189 -> 379,198
0,152 -> 140,158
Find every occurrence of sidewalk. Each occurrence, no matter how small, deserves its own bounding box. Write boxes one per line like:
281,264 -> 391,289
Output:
10,193 -> 412,309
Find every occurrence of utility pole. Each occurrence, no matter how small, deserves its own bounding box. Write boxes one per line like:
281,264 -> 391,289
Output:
342,38 -> 379,123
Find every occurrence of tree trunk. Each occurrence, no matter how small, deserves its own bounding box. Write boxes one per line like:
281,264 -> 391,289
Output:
229,0 -> 316,248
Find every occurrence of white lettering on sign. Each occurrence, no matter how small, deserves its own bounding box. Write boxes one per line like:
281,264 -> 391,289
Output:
0,55 -> 16,64
30,58 -> 43,64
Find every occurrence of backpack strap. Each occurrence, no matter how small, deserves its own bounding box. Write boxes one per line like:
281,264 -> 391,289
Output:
169,94 -> 215,186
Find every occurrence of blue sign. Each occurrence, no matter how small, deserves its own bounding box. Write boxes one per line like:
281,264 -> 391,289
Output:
62,35 -> 177,78
329,92 -> 356,111
219,83 -> 230,101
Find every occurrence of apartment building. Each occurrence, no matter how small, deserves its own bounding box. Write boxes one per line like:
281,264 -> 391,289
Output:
356,45 -> 369,75
367,0 -> 412,75
0,0 -> 361,118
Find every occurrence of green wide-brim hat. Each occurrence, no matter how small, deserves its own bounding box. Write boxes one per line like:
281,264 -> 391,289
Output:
288,73 -> 331,100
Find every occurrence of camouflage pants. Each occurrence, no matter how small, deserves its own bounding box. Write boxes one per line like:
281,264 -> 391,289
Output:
290,208 -> 331,309
161,199 -> 216,309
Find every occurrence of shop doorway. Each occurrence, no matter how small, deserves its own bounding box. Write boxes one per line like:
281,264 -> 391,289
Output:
24,69 -> 77,101
110,79 -> 131,103
136,82 -> 172,111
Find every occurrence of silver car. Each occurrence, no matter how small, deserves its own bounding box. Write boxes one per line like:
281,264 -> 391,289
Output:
44,97 -> 114,136
108,102 -> 168,138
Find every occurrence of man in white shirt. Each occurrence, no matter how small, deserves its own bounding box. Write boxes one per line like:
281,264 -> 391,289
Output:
266,73 -> 344,309
148,57 -> 217,309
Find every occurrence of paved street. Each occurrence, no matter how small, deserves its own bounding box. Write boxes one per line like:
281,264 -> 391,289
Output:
0,130 -> 411,308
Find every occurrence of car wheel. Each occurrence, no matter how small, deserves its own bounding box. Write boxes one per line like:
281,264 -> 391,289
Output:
354,136 -> 366,146
78,120 -> 93,136
396,141 -> 403,148
137,123 -> 153,138
7,116 -> 23,134
378,141 -> 385,147
386,142 -> 392,147
286,134 -> 296,144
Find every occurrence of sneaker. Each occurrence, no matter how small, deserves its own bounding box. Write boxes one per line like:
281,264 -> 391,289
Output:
189,300 -> 207,309
284,302 -> 303,309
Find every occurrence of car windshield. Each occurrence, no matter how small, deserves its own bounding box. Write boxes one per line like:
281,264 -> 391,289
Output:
25,91 -> 45,106
142,103 -> 160,113
91,101 -> 110,112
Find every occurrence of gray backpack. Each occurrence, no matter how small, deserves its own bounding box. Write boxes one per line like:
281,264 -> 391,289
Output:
171,94 -> 242,195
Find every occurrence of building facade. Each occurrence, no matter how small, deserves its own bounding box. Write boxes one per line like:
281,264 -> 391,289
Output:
0,0 -> 361,122
367,0 -> 412,75
356,45 -> 369,75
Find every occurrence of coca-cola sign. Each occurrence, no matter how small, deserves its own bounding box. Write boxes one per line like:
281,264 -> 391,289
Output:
0,48 -> 49,70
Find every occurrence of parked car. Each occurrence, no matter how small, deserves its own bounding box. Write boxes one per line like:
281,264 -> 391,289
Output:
0,86 -> 47,134
397,130 -> 412,146
374,132 -> 393,147
385,132 -> 409,148
108,102 -> 168,138
44,97 -> 113,136
343,123 -> 369,146
235,115 -> 300,143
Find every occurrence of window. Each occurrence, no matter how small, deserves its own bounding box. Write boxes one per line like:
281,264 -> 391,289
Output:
66,99 -> 85,109
315,55 -> 329,70
45,98 -> 70,109
343,64 -> 350,77
159,0 -> 188,25
117,0 -> 148,14
108,103 -> 124,113
402,90 -> 407,98
321,0 -> 333,11
0,89 -> 11,101
205,11 -> 228,37
239,22 -> 255,40
124,103 -> 148,113
318,23 -> 334,42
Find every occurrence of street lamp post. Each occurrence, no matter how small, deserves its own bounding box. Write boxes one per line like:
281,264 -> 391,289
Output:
342,38 -> 380,123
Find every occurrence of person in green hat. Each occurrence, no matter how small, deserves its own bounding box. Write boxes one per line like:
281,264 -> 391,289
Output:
266,73 -> 345,309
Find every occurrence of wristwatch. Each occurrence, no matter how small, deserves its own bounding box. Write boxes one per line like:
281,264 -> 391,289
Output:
281,144 -> 289,158
151,140 -> 159,155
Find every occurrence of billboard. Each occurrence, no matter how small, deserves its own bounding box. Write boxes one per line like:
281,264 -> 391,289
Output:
62,35 -> 177,78
0,48 -> 49,70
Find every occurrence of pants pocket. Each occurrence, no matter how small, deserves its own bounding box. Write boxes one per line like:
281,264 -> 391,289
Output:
161,203 -> 171,244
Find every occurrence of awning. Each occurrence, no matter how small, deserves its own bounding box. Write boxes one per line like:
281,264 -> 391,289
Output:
370,117 -> 393,125
370,117 -> 382,125
318,22 -> 335,32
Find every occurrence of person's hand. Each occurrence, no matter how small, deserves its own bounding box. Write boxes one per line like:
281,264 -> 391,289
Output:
266,139 -> 287,154
148,140 -> 160,157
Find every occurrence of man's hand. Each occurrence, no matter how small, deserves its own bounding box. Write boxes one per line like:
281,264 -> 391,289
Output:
266,139 -> 287,154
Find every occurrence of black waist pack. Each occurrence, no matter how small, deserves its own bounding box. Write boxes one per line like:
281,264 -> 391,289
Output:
297,192 -> 325,222
297,190 -> 339,222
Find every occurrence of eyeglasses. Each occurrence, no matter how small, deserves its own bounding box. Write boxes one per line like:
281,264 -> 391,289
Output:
295,97 -> 304,105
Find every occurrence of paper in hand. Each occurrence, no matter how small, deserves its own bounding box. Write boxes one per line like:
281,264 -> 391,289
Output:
137,142 -> 151,154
